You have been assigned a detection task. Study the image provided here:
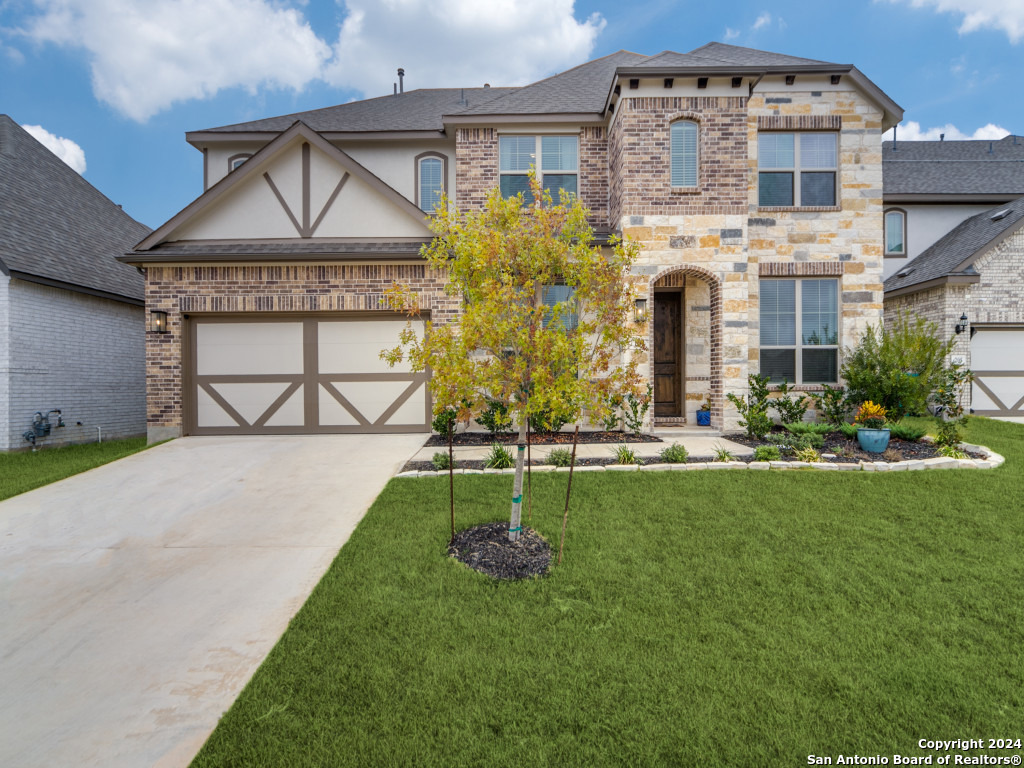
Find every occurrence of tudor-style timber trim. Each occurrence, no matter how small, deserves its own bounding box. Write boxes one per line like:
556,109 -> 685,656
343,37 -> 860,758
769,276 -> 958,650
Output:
183,313 -> 432,435
136,120 -> 429,253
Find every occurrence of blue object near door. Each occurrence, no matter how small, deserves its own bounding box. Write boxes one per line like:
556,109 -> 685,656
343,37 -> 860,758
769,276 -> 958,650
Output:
696,409 -> 711,426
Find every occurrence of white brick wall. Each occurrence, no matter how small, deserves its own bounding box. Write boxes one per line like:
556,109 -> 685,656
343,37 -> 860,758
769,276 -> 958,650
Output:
4,278 -> 146,450
0,274 -> 10,451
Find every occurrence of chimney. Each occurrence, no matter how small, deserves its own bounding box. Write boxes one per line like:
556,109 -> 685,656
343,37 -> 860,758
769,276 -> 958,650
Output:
940,133 -> 944,141
397,68 -> 405,94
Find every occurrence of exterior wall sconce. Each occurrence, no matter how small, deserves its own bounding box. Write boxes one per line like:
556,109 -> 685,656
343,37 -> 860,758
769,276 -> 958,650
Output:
954,313 -> 968,335
634,297 -> 648,323
151,310 -> 169,334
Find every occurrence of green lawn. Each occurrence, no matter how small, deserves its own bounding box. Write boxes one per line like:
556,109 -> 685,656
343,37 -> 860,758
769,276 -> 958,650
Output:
0,437 -> 149,501
193,418 -> 1024,767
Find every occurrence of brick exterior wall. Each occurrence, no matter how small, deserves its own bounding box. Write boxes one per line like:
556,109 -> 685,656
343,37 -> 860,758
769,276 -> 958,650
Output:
143,263 -> 453,440
2,278 -> 145,450
454,126 -> 608,225
0,275 -> 9,450
884,226 -> 1024,409
608,97 -> 749,223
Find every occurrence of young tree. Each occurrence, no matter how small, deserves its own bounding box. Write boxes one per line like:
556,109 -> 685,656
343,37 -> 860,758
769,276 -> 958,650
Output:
381,177 -> 647,542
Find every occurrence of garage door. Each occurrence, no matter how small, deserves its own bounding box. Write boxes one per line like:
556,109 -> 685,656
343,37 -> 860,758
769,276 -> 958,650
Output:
971,326 -> 1024,418
186,316 -> 430,435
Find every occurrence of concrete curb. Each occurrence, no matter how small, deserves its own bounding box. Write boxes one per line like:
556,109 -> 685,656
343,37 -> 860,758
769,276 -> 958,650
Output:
395,441 -> 1004,478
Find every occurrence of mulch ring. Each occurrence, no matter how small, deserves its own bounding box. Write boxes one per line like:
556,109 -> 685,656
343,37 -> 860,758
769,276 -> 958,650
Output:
448,522 -> 551,580
424,430 -> 662,447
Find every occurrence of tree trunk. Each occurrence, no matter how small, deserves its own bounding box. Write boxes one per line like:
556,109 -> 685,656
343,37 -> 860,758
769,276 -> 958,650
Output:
508,419 -> 528,542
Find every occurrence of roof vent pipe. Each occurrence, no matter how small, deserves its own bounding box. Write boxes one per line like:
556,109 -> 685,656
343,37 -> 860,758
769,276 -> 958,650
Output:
397,68 -> 405,94
940,133 -> 944,141
989,141 -> 994,154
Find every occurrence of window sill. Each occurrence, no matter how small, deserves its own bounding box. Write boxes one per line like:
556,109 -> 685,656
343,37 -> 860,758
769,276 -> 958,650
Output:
884,252 -> 907,259
758,206 -> 841,213
768,384 -> 838,392
670,186 -> 700,195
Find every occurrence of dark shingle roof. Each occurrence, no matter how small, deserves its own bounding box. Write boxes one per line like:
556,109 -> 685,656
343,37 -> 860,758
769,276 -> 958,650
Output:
633,43 -> 841,69
453,50 -> 647,116
884,196 -> 1024,293
195,88 -> 516,134
883,135 -> 1024,197
0,116 -> 149,301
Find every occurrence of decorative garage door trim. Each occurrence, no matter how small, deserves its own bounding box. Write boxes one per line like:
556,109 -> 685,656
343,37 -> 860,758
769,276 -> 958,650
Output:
184,314 -> 431,435
970,326 -> 1024,418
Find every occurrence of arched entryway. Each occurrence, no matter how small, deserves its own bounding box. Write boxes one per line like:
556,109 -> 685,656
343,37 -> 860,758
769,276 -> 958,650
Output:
646,265 -> 724,430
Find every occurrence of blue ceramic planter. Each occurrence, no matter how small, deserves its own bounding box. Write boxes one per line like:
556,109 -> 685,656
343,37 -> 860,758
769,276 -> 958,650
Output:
696,409 -> 711,426
857,427 -> 891,453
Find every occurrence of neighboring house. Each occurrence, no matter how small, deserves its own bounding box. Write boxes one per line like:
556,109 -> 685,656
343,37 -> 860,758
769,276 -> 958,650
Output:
881,135 -> 1024,280
0,115 -> 150,450
882,135 -> 1024,419
121,43 -> 901,440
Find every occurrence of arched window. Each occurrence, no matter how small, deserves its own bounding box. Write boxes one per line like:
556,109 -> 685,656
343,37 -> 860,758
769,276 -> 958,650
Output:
885,209 -> 906,256
417,153 -> 446,212
670,121 -> 698,187
228,153 -> 252,172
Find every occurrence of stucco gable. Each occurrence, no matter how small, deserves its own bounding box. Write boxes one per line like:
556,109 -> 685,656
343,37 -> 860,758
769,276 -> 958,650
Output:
137,122 -> 431,249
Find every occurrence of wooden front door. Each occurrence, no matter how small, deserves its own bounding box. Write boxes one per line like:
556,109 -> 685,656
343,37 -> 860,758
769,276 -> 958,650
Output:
654,292 -> 683,417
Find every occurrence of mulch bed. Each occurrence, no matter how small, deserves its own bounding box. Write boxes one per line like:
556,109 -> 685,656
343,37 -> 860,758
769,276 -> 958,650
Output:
448,522 -> 551,580
425,430 -> 662,447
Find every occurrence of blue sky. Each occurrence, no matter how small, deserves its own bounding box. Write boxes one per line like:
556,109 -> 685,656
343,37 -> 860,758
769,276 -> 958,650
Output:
2,0 -> 1022,230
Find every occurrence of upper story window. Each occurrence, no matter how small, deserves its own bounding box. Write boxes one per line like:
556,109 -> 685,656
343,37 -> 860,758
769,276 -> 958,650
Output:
885,208 -> 906,256
228,154 -> 252,172
670,121 -> 698,187
499,135 -> 578,201
541,283 -> 578,332
760,278 -> 839,384
416,152 -> 446,213
758,133 -> 837,208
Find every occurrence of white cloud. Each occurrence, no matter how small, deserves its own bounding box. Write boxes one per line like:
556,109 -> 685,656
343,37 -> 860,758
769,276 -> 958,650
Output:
752,12 -> 772,30
880,0 -> 1024,43
21,124 -> 87,173
723,27 -> 740,40
884,120 -> 1011,141
20,0 -> 332,122
323,0 -> 605,95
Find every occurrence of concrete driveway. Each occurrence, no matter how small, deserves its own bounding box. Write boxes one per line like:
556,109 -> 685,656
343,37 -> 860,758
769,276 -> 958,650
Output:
0,433 -> 424,768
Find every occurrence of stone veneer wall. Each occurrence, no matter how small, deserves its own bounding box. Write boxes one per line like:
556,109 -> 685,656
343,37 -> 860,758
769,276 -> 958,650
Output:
144,263 -> 453,441
455,126 -> 609,225
610,89 -> 885,432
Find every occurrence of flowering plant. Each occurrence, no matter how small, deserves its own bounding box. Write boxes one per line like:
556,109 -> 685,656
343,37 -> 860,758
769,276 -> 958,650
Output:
854,401 -> 888,430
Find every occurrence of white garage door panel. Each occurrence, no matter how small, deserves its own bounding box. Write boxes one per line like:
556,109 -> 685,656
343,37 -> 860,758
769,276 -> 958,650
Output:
971,327 -> 1024,417
188,316 -> 429,435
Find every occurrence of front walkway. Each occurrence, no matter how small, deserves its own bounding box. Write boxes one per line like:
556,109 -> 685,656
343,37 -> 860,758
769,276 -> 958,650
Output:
0,433 -> 425,768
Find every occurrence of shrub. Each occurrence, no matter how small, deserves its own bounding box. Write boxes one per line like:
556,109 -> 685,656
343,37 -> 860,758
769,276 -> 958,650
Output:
754,445 -> 781,461
622,385 -> 652,436
547,448 -> 575,467
431,451 -> 453,471
475,400 -> 512,434
807,384 -> 850,426
484,443 -> 516,469
529,406 -> 571,434
932,363 -> 974,449
726,374 -> 772,440
601,394 -> 622,432
841,314 -> 955,419
432,408 -> 457,437
713,444 -> 736,462
773,433 -> 823,454
659,442 -> 689,463
772,380 -> 809,425
854,401 -> 888,430
882,447 -> 903,462
784,422 -> 832,437
888,422 -> 927,442
837,422 -> 859,439
612,444 -> 640,465
794,445 -> 822,463
936,444 -> 968,459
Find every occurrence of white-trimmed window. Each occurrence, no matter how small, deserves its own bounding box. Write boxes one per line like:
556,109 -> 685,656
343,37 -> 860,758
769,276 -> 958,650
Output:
499,135 -> 578,201
541,283 -> 578,332
760,278 -> 839,384
758,133 -> 838,207
228,154 -> 252,172
416,153 -> 446,213
885,208 -> 906,256
670,120 -> 698,187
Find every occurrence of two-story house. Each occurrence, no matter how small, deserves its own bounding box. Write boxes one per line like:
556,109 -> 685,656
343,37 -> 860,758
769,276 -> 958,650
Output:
121,43 -> 901,442
882,137 -> 1024,420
